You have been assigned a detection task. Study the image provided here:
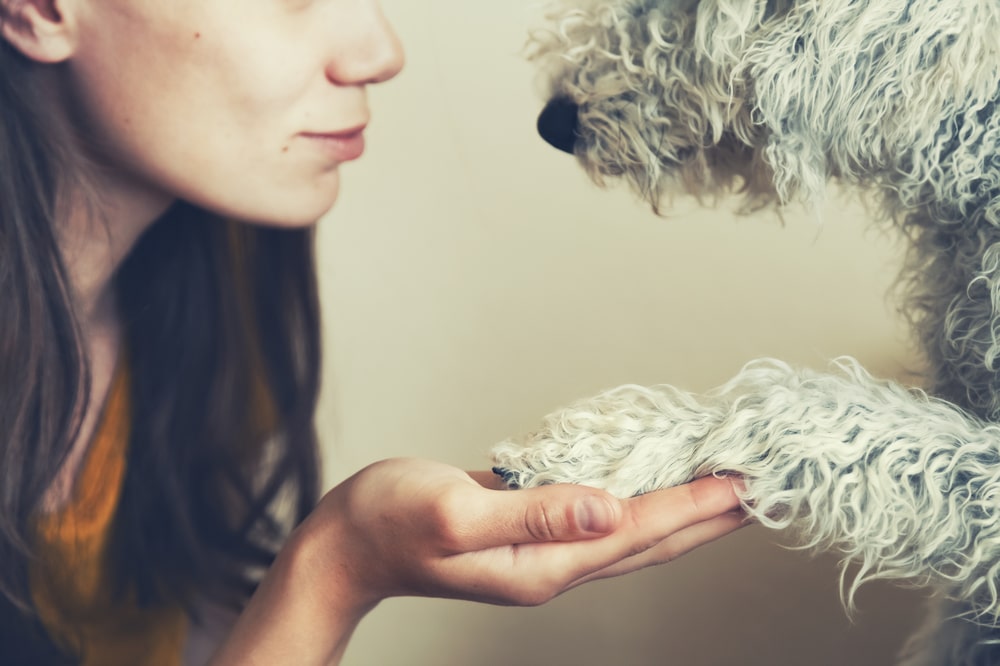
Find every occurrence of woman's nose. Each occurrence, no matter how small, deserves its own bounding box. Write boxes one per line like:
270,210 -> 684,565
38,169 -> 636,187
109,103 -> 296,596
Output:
326,2 -> 405,86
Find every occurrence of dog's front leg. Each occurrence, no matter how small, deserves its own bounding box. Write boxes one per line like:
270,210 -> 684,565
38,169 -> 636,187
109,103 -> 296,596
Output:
491,358 -> 1000,620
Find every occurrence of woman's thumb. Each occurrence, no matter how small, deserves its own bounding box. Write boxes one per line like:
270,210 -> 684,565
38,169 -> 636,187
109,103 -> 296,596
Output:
476,485 -> 622,548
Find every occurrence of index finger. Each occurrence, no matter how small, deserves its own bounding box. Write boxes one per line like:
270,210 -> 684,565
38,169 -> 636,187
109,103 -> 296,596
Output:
626,475 -> 743,535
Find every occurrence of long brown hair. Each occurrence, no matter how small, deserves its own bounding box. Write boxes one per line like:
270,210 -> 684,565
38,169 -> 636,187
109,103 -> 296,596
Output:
0,25 -> 323,665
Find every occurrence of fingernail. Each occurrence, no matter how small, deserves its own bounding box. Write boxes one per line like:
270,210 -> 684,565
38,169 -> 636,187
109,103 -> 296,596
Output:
576,496 -> 616,533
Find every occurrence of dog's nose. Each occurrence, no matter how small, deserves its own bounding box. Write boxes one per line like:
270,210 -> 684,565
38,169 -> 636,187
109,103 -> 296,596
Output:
537,97 -> 579,154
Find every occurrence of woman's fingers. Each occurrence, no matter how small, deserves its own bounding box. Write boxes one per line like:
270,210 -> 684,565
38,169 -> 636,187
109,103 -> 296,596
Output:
454,473 -> 742,556
539,475 -> 744,576
556,477 -> 740,578
567,510 -> 748,588
444,482 -> 624,552
468,472 -> 742,543
434,475 -> 746,601
623,474 -> 743,536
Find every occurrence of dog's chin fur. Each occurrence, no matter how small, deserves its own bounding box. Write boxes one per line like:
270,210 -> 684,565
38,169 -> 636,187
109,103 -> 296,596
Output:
494,1 -> 1000,663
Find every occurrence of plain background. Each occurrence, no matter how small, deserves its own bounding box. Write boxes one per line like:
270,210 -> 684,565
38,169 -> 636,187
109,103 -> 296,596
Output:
315,2 -> 928,664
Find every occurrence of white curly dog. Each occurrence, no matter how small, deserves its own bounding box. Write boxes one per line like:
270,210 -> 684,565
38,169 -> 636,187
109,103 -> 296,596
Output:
489,1 -> 1000,663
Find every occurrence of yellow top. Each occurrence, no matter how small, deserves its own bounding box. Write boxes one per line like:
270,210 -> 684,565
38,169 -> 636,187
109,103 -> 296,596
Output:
31,366 -> 188,665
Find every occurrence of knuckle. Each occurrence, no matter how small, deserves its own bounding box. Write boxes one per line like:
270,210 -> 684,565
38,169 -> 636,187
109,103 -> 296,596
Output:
682,484 -> 704,516
426,490 -> 469,550
627,538 -> 659,560
523,501 -> 562,542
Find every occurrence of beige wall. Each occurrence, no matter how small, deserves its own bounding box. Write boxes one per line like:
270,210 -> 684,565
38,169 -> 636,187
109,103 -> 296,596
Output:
316,2 -> 925,664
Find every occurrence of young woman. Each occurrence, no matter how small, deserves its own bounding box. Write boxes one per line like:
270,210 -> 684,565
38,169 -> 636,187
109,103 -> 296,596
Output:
0,0 -> 746,663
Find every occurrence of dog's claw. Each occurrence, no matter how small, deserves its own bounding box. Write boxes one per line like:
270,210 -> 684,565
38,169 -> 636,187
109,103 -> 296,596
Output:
491,466 -> 520,488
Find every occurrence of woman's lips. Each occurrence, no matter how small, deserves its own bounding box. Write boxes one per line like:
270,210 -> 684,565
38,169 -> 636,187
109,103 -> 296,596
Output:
301,127 -> 367,162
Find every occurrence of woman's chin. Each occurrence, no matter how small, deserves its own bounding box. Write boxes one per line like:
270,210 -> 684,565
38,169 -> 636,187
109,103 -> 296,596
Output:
210,181 -> 341,229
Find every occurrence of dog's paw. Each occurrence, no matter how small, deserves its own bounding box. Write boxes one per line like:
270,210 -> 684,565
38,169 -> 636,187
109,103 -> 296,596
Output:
490,384 -> 723,498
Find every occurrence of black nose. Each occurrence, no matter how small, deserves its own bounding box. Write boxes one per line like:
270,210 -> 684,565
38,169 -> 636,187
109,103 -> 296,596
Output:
537,97 -> 579,155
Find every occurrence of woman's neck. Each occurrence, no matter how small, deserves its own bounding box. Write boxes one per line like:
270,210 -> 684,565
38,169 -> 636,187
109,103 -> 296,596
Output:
57,177 -> 175,331
42,182 -> 174,511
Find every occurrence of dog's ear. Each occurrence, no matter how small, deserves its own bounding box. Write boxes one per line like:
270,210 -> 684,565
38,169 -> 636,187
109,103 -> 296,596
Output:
1,0 -> 78,64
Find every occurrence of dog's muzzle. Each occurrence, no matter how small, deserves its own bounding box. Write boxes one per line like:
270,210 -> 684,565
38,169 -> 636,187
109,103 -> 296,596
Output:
537,97 -> 579,155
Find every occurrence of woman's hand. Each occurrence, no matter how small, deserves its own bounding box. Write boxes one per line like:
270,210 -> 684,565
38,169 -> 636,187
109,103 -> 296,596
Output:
211,458 -> 745,665
315,458 -> 744,606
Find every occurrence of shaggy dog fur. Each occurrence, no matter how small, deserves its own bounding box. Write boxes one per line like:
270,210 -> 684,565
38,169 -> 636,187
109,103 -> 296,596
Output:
488,1 -> 1000,663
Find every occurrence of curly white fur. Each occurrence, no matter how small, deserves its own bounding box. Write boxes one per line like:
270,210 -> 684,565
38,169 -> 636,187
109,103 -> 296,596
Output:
491,1 -> 1000,663
492,361 -> 1000,652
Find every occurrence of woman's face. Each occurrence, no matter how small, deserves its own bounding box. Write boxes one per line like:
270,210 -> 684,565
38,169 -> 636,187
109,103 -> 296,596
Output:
66,0 -> 404,226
